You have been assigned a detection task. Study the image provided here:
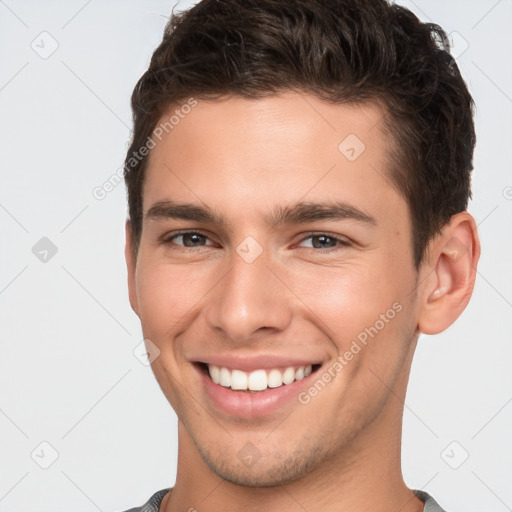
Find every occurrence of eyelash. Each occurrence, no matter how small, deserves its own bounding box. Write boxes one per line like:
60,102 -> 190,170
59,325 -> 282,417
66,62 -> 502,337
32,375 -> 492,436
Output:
159,230 -> 351,253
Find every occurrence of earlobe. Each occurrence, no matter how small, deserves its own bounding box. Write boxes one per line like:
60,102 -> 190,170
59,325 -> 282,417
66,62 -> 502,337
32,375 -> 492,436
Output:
418,212 -> 481,335
124,219 -> 140,317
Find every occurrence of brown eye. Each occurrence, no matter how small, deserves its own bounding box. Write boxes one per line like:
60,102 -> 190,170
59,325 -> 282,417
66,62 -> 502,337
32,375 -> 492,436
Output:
298,234 -> 351,251
161,230 -> 214,249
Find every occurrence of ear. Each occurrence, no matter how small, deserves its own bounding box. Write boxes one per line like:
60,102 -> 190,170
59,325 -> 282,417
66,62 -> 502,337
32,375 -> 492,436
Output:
417,212 -> 481,335
125,219 -> 140,318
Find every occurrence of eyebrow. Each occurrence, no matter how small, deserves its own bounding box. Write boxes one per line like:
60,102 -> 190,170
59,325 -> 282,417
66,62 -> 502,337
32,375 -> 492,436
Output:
145,199 -> 377,228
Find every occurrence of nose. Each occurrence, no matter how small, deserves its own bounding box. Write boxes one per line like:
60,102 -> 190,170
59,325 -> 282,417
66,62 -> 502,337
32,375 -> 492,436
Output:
204,246 -> 293,343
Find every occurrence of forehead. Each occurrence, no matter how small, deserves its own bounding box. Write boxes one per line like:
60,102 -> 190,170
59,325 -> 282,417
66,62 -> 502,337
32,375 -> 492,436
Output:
142,92 -> 402,225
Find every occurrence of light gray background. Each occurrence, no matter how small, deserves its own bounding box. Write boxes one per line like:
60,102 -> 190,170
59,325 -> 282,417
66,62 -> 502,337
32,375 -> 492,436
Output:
0,1 -> 511,511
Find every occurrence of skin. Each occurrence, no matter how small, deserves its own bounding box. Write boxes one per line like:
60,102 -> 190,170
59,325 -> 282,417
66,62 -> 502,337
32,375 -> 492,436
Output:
125,92 -> 480,512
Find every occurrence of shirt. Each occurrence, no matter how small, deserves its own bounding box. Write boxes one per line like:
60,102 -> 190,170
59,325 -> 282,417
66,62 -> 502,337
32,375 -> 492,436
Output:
121,488 -> 448,511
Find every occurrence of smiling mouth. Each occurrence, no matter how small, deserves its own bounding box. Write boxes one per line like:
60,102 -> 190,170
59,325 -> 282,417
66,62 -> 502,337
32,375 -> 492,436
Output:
196,362 -> 322,392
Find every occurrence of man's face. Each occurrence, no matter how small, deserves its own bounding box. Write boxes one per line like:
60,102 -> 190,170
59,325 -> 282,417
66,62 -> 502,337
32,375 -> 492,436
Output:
127,93 -> 422,486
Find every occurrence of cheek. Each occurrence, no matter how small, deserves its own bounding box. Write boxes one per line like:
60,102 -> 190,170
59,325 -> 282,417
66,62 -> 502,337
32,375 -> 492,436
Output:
295,267 -> 416,420
135,258 -> 211,337
289,264 -> 399,331
134,260 -> 207,408
287,260 -> 416,373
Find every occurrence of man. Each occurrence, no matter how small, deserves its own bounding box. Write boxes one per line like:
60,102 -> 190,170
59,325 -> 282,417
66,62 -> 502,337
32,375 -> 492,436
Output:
121,0 -> 480,511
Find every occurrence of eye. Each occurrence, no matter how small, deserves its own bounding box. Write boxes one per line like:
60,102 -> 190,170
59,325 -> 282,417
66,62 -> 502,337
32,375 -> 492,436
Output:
159,230 -> 351,253
297,233 -> 351,251
160,230 -> 214,250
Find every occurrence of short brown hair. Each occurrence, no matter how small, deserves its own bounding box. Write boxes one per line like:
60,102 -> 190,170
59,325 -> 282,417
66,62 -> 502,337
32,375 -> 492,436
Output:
124,0 -> 476,268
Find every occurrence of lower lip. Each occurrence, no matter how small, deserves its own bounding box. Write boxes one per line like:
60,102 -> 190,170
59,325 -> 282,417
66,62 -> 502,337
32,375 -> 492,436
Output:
195,364 -> 319,418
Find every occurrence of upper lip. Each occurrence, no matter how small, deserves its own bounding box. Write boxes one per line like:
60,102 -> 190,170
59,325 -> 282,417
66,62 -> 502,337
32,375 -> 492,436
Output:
193,354 -> 323,372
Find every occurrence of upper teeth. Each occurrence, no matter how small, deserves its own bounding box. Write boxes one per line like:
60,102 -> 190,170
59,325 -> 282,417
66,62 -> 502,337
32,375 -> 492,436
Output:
207,364 -> 313,391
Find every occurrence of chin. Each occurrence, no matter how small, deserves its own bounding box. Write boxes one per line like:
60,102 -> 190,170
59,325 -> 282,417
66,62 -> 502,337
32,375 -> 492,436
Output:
197,442 -> 324,488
